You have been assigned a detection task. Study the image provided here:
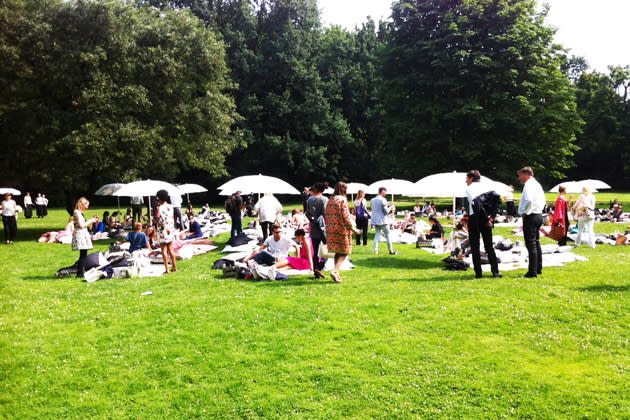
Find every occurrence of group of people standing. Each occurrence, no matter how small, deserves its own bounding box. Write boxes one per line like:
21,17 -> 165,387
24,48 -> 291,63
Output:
23,192 -> 48,219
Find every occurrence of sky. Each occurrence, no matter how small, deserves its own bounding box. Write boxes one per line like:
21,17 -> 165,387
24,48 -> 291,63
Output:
317,0 -> 630,74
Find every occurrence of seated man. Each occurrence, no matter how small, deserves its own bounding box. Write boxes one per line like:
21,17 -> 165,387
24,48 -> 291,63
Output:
118,222 -> 151,253
425,215 -> 445,240
180,215 -> 203,240
244,224 -> 298,266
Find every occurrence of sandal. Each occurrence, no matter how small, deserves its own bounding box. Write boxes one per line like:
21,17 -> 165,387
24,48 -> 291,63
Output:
331,270 -> 342,283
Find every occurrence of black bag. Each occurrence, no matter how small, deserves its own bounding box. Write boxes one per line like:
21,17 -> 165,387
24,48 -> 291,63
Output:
222,266 -> 239,278
224,197 -> 234,213
212,258 -> 235,269
442,256 -> 469,271
472,191 -> 503,228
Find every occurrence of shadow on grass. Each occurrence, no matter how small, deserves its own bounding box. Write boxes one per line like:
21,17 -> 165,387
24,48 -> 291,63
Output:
575,284 -> 630,293
360,256 -> 443,270
21,275 -> 62,281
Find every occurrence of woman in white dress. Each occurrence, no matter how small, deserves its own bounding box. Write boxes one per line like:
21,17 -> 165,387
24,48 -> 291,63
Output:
573,186 -> 596,248
156,189 -> 178,274
72,197 -> 97,277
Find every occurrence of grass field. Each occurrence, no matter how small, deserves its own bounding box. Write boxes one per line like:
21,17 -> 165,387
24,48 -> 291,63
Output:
1,199 -> 630,419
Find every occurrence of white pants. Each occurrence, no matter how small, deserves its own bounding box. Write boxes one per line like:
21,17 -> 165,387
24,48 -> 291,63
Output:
373,224 -> 393,253
576,216 -> 595,248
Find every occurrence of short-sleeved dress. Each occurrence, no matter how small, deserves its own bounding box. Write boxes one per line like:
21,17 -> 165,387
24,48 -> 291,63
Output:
157,203 -> 175,245
324,195 -> 353,255
72,211 -> 93,251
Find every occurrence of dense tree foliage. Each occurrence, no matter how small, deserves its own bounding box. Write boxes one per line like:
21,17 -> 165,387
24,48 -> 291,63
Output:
3,0 -> 629,200
570,66 -> 630,186
0,0 -> 240,203
380,0 -> 581,181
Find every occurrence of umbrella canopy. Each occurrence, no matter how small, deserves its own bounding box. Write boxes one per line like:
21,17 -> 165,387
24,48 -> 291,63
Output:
218,174 -> 300,195
549,181 -> 598,194
367,178 -> 416,196
94,183 -> 126,196
0,188 -> 21,196
367,178 -> 416,205
323,187 -> 334,195
113,180 -> 180,197
413,172 -> 511,214
177,183 -> 208,194
346,182 -> 371,195
413,172 -> 510,197
579,179 -> 611,190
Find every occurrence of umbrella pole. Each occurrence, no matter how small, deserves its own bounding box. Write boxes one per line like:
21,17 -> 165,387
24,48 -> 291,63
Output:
147,195 -> 152,227
117,197 -> 120,213
452,196 -> 456,216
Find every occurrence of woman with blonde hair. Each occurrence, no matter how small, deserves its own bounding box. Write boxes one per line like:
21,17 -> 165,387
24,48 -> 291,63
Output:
324,182 -> 361,283
72,197 -> 98,277
573,186 -> 596,248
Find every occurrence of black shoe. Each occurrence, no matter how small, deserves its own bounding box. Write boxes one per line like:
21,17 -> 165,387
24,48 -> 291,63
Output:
389,251 -> 399,255
492,273 -> 503,278
537,271 -> 542,275
523,272 -> 537,278
475,274 -> 483,279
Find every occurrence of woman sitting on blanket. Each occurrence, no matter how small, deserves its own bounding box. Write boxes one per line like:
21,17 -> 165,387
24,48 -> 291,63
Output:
273,229 -> 314,272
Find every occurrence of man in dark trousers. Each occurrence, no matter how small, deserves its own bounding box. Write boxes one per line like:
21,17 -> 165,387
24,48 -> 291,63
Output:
517,166 -> 546,278
229,190 -> 243,238
465,169 -> 502,279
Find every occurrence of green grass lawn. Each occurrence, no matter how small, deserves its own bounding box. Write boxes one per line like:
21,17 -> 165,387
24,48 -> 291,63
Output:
1,204 -> 630,419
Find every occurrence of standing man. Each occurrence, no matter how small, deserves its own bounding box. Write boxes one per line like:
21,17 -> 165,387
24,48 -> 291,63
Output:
371,187 -> 396,255
465,170 -> 502,279
170,192 -> 183,231
229,190 -> 243,238
517,166 -> 546,278
131,196 -> 144,224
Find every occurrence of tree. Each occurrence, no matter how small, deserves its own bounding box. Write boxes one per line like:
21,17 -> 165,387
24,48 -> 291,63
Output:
0,0 -> 240,204
379,0 -> 581,183
571,66 -> 630,187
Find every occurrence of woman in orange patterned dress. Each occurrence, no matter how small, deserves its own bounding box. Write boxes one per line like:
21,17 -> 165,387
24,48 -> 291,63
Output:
324,182 -> 360,283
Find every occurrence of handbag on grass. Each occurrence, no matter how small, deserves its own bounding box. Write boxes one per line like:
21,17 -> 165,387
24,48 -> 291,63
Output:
317,243 -> 335,259
548,222 -> 565,241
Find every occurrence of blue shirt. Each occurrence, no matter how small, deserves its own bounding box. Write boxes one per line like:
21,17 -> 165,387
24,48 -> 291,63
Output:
90,221 -> 104,234
185,221 -> 203,240
370,195 -> 390,225
126,231 -> 148,252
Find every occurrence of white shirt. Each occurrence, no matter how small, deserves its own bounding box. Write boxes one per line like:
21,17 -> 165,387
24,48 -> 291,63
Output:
24,195 -> 32,206
465,182 -> 492,215
131,196 -> 144,205
2,199 -> 17,217
263,236 -> 296,259
169,194 -> 182,208
256,195 -> 283,223
518,177 -> 545,215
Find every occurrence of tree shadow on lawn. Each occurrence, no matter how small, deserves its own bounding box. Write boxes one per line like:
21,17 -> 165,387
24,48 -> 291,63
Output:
575,284 -> 630,293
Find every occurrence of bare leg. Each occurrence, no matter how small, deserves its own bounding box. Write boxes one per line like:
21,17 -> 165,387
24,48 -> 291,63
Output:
167,243 -> 177,272
160,243 -> 170,273
331,254 -> 346,282
274,259 -> 290,269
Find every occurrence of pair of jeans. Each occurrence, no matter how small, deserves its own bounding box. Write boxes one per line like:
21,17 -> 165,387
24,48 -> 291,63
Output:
260,221 -> 273,240
311,236 -> 327,272
576,216 -> 596,248
2,215 -> 17,242
355,216 -> 368,245
468,214 -> 500,277
252,250 -> 276,266
523,213 -> 543,275
373,224 -> 393,253
230,213 -> 243,238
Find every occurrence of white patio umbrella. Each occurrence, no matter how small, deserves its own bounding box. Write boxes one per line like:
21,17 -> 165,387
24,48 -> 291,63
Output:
579,179 -> 611,190
177,183 -> 208,203
550,181 -> 598,194
346,182 -> 371,202
323,187 -> 334,195
367,178 -> 416,206
0,188 -> 21,196
113,180 -> 180,223
218,174 -> 300,199
413,171 -> 511,214
94,183 -> 126,212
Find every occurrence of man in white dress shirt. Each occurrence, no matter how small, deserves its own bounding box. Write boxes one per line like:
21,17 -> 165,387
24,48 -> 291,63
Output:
517,166 -> 546,278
